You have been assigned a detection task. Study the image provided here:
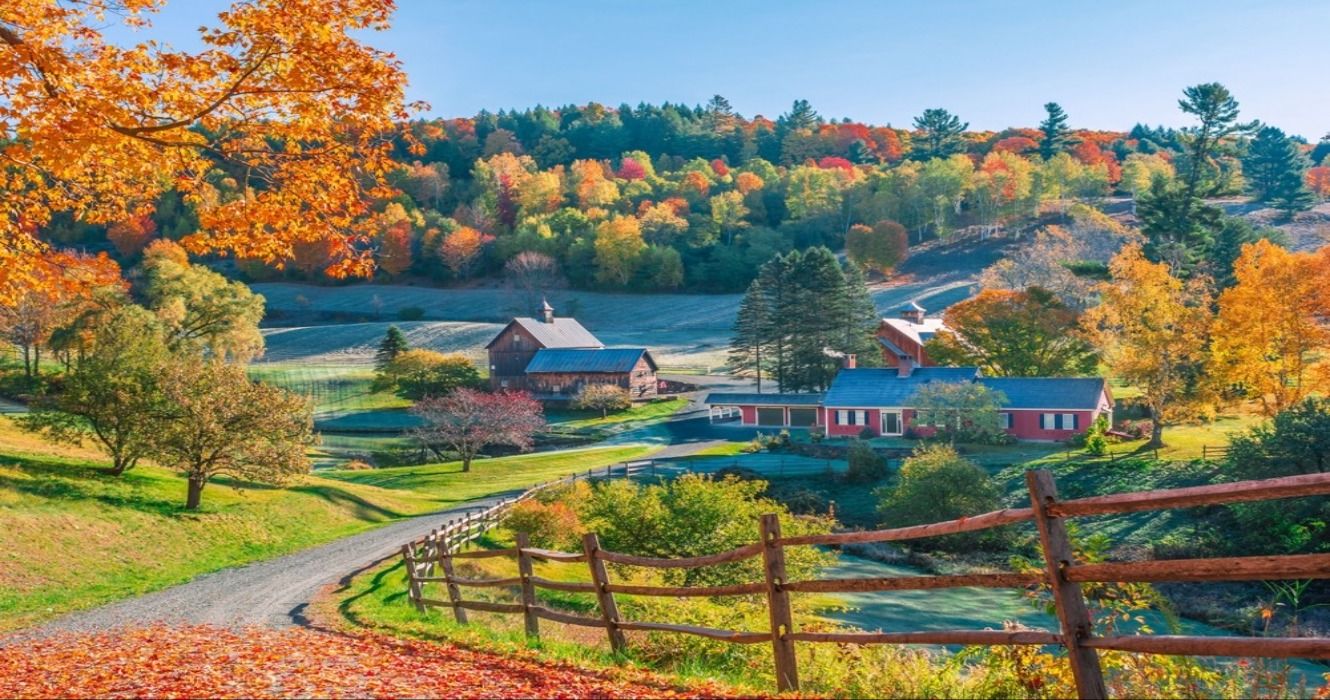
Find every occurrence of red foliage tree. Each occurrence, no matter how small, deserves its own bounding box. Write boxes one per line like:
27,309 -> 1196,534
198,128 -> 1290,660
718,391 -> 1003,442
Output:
817,156 -> 855,171
710,158 -> 730,177
410,388 -> 545,472
992,136 -> 1038,155
617,157 -> 646,181
106,214 -> 157,257
1306,166 -> 1330,199
378,220 -> 413,278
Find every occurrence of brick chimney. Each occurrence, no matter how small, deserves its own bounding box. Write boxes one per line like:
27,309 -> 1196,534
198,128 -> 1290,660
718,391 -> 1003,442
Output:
897,357 -> 915,378
842,353 -> 857,370
541,298 -> 555,324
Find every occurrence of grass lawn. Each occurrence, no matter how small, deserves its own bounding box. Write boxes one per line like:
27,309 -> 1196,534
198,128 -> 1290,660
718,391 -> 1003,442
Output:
545,397 -> 688,432
0,415 -> 652,633
248,361 -> 410,417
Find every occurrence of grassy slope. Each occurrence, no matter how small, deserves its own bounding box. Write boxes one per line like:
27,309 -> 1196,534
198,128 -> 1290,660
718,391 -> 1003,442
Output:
0,415 -> 652,632
545,398 -> 689,432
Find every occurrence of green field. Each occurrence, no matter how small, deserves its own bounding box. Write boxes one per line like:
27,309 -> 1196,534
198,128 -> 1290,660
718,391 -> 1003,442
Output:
545,397 -> 689,432
0,415 -> 653,632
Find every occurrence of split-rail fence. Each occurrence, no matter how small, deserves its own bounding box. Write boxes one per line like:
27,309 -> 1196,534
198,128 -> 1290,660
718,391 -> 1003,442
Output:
400,468 -> 1330,698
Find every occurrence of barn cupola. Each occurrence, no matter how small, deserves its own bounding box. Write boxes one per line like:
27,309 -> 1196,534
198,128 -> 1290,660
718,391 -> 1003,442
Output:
541,298 -> 555,324
898,301 -> 925,324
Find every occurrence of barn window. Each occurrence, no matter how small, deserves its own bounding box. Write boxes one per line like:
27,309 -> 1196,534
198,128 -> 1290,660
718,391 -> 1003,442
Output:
999,412 -> 1012,430
1040,413 -> 1077,430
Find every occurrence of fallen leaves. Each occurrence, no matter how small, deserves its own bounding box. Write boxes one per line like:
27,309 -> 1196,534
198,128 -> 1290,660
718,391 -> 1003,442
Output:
0,625 -> 735,699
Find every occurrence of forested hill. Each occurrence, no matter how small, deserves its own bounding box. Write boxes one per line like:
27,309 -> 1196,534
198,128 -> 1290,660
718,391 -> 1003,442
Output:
53,93 -> 1330,294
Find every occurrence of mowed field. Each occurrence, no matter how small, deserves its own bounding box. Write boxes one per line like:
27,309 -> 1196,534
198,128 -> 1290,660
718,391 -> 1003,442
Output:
254,274 -> 977,373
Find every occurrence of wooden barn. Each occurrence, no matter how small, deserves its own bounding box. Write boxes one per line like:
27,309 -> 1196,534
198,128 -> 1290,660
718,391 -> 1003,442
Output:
876,301 -> 947,372
484,301 -> 658,401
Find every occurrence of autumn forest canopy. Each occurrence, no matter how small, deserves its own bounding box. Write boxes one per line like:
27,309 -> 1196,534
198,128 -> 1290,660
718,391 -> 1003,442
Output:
1,0 -> 1328,301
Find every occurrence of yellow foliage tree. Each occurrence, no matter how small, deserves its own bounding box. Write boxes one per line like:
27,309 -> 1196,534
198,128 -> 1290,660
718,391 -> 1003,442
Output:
1,0 -> 415,303
593,215 -> 644,287
1211,240 -> 1330,416
1083,244 -> 1214,447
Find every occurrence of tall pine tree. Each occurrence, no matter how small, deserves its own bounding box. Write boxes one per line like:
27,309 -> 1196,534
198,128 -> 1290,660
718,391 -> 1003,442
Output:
375,326 -> 409,371
1243,126 -> 1314,216
1038,102 -> 1078,159
729,277 -> 770,392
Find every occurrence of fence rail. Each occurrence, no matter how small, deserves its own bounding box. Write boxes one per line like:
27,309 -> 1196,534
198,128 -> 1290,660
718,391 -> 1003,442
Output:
400,469 -> 1330,698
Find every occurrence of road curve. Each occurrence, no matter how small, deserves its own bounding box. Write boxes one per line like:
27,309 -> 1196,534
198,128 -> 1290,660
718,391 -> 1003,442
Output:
14,492 -> 518,638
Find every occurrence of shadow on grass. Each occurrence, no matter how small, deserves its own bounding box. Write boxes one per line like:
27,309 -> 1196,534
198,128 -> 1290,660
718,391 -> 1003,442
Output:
0,451 -> 183,516
287,483 -> 409,521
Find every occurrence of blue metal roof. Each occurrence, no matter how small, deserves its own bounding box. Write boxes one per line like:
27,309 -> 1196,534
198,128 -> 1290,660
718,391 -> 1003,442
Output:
705,392 -> 824,406
822,367 -> 981,407
524,347 -> 653,374
980,377 -> 1108,410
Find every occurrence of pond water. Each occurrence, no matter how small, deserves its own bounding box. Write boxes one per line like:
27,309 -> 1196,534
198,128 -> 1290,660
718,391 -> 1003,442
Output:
819,554 -> 1329,687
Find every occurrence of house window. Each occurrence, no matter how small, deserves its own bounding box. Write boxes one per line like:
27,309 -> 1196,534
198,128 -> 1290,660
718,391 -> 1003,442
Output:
500,379 -> 510,388
1040,413 -> 1078,430
999,412 -> 1012,430
835,410 -> 866,426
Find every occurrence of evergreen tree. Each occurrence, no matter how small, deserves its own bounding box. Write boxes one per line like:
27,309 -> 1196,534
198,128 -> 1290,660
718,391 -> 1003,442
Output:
779,99 -> 821,132
1208,217 -> 1288,289
1038,102 -> 1078,159
704,94 -> 737,134
911,108 -> 969,160
837,262 -> 881,363
375,325 -> 409,371
728,277 -> 771,392
1137,177 -> 1222,275
1243,126 -> 1313,213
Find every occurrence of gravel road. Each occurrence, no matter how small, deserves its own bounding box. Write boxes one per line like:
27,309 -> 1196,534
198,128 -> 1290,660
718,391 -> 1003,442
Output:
15,493 -> 517,638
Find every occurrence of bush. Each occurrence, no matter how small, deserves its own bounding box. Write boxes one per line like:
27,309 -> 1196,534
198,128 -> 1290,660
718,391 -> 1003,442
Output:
377,349 -> 482,399
341,459 -> 374,471
858,426 -> 876,440
572,384 -> 631,417
1084,414 -> 1109,455
845,440 -> 888,483
876,445 -> 1003,551
502,499 -> 583,550
397,306 -> 425,321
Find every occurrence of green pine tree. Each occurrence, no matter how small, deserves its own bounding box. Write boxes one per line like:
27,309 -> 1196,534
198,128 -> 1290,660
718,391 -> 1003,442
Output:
1038,102 -> 1078,159
729,277 -> 771,392
1243,126 -> 1312,213
374,326 -> 409,371
911,108 -> 969,160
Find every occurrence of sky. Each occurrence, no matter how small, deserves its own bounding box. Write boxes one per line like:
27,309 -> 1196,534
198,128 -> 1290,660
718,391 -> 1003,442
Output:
115,0 -> 1329,139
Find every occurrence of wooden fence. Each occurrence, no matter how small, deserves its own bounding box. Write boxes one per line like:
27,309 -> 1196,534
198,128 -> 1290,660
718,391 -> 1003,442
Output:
401,469 -> 1330,698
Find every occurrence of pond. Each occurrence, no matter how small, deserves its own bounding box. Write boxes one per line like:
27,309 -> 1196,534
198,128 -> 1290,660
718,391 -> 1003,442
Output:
819,554 -> 1329,689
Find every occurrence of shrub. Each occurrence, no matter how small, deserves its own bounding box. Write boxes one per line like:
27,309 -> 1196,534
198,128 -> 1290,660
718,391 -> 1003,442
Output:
341,459 -> 374,471
397,306 -> 425,321
502,499 -> 583,550
377,349 -> 482,399
858,426 -> 876,440
572,384 -> 631,417
845,440 -> 888,483
876,445 -> 1003,551
1084,414 -> 1110,455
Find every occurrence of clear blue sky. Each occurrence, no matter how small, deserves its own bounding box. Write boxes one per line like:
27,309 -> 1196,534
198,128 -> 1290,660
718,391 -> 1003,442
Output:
119,0 -> 1329,139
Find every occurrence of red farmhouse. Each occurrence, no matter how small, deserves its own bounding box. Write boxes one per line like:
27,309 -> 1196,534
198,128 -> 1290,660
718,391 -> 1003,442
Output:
706,366 -> 1112,442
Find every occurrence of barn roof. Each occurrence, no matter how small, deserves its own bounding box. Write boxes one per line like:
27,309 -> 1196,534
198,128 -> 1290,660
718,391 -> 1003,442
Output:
880,316 -> 948,345
980,377 -> 1110,410
704,392 -> 825,406
485,317 -> 603,350
823,367 -> 981,407
524,348 -> 655,374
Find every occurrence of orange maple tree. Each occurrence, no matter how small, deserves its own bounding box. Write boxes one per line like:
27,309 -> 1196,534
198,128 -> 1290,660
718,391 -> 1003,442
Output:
1,0 -> 417,303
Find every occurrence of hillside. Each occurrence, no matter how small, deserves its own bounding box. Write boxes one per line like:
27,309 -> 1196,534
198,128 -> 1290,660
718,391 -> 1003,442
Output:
0,415 -> 650,632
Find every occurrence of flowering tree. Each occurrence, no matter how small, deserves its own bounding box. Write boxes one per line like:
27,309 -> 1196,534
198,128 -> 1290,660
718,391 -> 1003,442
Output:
410,389 -> 545,472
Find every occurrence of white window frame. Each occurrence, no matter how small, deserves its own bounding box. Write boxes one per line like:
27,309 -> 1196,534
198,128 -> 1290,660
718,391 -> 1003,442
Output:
1000,412 -> 1012,430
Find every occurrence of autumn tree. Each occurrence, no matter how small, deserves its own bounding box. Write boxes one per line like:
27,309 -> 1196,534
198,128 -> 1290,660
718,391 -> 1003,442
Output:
410,389 -> 545,472
155,358 -> 314,509
1306,166 -> 1330,200
378,220 -> 414,278
503,251 -> 564,314
106,215 -> 158,258
440,227 -> 493,279
0,251 -> 124,378
926,287 -> 1098,377
877,445 -> 1002,550
378,349 -> 483,400
845,220 -> 909,275
1,0 -> 415,302
1083,244 -> 1215,447
1211,240 -> 1330,416
572,384 -> 631,418
593,215 -> 645,287
139,241 -> 265,362
21,304 -> 170,476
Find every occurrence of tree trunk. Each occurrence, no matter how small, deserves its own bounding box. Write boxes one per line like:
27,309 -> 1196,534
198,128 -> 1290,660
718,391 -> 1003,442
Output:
461,455 -> 472,473
1148,420 -> 1165,449
105,455 -> 130,477
185,477 -> 206,510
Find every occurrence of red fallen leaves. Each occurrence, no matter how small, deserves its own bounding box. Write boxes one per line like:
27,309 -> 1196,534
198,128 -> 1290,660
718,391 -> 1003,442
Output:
0,625 -> 737,699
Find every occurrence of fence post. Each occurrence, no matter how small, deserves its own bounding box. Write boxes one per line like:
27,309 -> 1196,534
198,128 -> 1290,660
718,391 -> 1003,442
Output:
438,535 -> 468,624
401,543 -> 425,613
759,513 -> 799,692
582,533 -> 627,654
515,531 -> 540,640
1026,470 -> 1107,700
